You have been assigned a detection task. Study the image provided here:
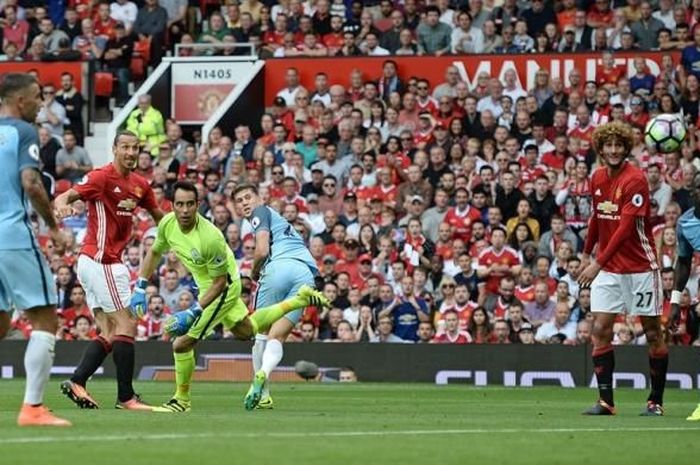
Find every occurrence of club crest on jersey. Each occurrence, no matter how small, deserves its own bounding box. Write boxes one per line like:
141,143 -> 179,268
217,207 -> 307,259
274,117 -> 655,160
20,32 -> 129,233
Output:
134,186 -> 143,198
190,248 -> 204,264
615,188 -> 622,200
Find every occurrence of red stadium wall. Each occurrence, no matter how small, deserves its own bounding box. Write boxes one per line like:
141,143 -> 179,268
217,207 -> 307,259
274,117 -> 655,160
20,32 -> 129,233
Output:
263,51 -> 679,105
0,61 -> 85,92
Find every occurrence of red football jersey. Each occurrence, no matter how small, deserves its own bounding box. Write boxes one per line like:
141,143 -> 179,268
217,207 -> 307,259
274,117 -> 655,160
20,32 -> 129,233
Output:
432,331 -> 472,344
444,205 -> 482,243
478,246 -> 520,294
321,32 -> 343,54
282,195 -> 309,213
74,164 -> 157,264
263,30 -> 286,46
416,97 -> 438,114
568,124 -> 595,143
590,162 -> 658,273
541,151 -> 567,171
514,285 -> 535,303
371,184 -> 399,205
138,313 -> 170,340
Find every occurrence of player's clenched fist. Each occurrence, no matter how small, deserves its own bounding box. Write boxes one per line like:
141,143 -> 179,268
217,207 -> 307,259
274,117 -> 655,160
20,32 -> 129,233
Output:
165,303 -> 203,337
129,277 -> 149,318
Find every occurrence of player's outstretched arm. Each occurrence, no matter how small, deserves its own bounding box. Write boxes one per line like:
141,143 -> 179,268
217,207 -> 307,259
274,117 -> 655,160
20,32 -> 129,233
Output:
22,168 -> 63,247
53,188 -> 81,220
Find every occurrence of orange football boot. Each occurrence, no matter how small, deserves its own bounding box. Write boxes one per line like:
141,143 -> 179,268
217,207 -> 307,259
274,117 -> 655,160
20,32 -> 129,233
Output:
17,404 -> 71,427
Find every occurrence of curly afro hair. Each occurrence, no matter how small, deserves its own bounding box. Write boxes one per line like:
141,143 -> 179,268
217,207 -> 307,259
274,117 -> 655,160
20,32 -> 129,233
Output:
591,120 -> 634,155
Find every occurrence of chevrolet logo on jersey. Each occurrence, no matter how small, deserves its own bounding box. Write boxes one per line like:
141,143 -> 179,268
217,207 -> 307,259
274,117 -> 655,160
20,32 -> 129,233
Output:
597,201 -> 619,214
117,198 -> 137,211
597,201 -> 620,220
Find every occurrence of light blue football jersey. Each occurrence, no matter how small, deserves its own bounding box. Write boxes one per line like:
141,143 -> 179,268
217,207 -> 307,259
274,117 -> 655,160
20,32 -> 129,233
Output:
0,117 -> 42,250
677,208 -> 700,258
247,205 -> 318,273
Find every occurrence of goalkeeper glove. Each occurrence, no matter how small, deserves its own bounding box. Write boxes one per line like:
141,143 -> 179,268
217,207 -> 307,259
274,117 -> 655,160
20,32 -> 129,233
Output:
165,302 -> 203,337
129,278 -> 149,318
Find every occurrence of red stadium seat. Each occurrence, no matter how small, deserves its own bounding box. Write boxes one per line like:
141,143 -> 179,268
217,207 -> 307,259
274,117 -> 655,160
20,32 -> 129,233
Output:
133,38 -> 151,65
94,72 -> 114,98
130,56 -> 146,81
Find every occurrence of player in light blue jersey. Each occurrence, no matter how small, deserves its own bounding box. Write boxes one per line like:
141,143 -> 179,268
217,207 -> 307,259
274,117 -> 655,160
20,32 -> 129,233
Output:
233,183 -> 320,410
673,172 -> 700,421
0,73 -> 70,426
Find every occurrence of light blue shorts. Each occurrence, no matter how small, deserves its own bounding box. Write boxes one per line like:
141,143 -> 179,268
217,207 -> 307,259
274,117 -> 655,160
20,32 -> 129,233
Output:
0,249 -> 58,311
255,258 -> 315,325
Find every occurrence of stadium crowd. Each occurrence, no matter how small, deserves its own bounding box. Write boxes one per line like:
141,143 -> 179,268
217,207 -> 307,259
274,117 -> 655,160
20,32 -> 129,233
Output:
5,0 -> 700,346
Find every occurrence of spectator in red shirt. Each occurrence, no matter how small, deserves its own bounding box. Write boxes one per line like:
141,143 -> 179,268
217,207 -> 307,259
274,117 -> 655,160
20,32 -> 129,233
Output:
336,238 -> 361,276
137,294 -> 170,341
484,276 -> 521,319
567,105 -> 595,142
587,0 -> 614,28
72,315 -> 96,341
625,95 -> 650,129
61,284 -> 91,325
93,2 -> 117,40
3,5 -> 29,53
490,319 -> 512,344
477,226 -> 521,296
432,309 -> 472,344
280,175 -> 309,213
321,15 -> 344,54
444,187 -> 482,243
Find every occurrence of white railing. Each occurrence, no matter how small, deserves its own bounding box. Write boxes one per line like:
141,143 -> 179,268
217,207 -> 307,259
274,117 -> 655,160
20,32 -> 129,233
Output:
174,42 -> 256,58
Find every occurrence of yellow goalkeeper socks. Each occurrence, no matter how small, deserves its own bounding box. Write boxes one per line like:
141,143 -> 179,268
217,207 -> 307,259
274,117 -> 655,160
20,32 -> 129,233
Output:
250,298 -> 302,334
174,350 -> 195,402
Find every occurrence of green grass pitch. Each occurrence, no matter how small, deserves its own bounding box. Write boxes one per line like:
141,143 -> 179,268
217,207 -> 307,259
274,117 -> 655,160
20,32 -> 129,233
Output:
2,380 -> 700,465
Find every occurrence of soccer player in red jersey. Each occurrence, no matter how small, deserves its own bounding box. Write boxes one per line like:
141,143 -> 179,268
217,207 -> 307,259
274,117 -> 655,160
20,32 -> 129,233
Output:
54,130 -> 165,410
578,121 -> 667,416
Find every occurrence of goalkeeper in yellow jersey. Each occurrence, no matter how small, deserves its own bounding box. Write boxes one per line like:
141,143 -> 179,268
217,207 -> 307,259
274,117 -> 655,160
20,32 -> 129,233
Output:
129,181 -> 328,412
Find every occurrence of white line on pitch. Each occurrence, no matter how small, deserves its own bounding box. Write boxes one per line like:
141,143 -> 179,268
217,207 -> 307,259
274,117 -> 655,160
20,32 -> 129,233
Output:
2,426 -> 700,445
